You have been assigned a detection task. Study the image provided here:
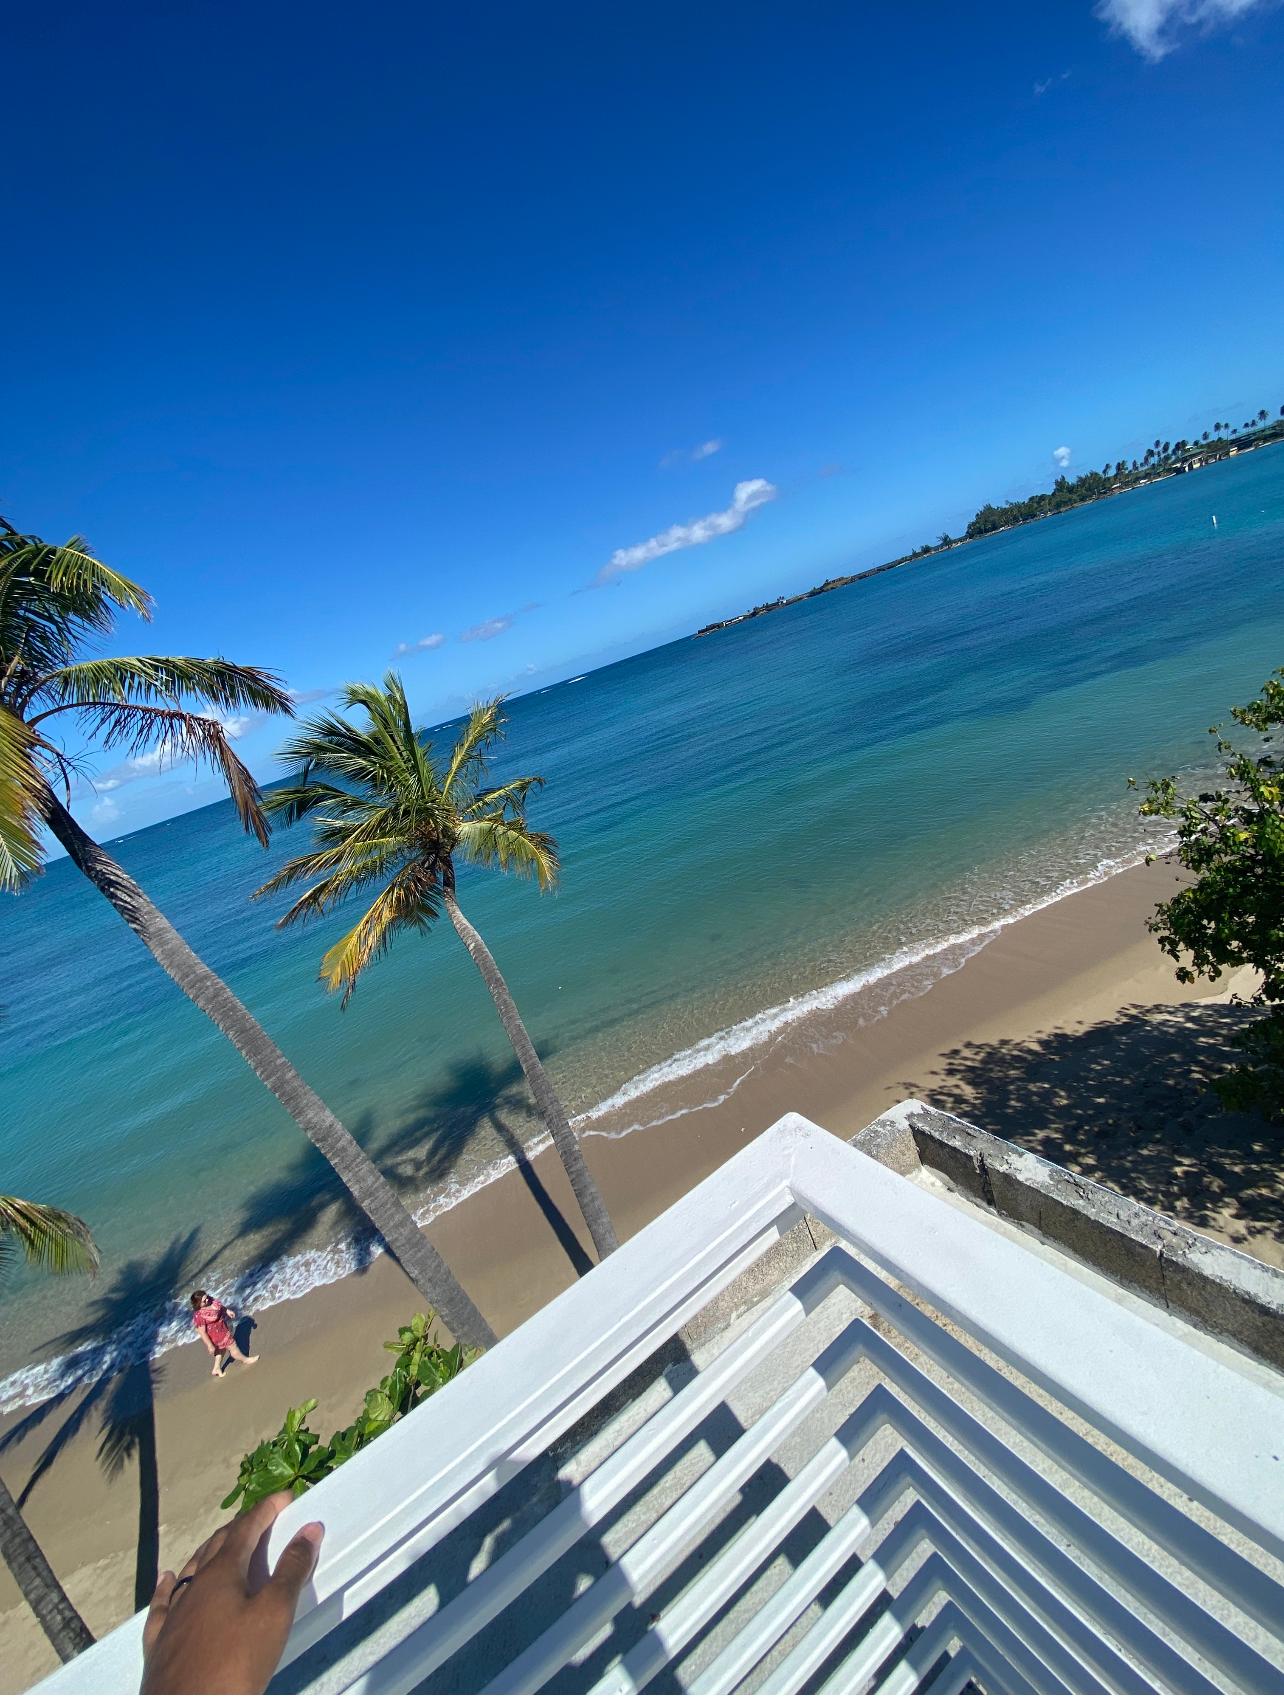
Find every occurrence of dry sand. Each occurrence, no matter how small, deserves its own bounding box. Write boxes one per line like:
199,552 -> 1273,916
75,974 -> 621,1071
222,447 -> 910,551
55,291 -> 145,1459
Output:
2,855 -> 1278,1687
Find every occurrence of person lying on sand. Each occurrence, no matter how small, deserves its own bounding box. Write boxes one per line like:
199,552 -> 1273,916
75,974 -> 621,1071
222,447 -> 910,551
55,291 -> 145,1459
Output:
190,1289 -> 259,1378
141,1491 -> 323,1694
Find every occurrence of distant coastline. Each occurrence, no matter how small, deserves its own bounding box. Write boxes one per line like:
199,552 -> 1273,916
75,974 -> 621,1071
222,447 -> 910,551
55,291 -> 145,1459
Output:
695,414 -> 1284,638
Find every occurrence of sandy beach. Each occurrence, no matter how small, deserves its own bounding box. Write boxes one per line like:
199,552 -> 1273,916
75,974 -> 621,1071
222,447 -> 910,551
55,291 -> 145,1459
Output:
2,854 -> 1277,1688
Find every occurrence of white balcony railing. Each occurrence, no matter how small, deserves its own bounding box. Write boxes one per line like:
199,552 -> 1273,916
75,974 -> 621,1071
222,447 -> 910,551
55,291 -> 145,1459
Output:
35,1112 -> 1284,1694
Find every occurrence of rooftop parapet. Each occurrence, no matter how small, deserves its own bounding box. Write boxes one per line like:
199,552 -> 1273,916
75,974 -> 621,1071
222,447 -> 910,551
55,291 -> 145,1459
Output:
34,1107 -> 1284,1695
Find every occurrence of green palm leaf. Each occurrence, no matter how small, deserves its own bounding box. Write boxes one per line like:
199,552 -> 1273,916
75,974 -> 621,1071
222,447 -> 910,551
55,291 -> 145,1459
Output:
0,708 -> 44,891
261,681 -> 550,995
30,656 -> 290,719
320,863 -> 442,1004
0,1195 -> 99,1279
454,816 -> 559,888
1,520 -> 295,866
442,699 -> 504,803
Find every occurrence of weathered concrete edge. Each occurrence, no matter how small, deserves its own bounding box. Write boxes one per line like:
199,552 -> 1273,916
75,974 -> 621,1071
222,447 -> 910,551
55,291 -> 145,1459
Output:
859,1098 -> 1284,1374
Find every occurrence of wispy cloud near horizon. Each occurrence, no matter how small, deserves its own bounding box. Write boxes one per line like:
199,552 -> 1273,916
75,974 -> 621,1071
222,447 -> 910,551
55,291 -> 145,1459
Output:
597,478 -> 778,584
392,632 -> 446,658
460,615 -> 514,642
661,437 -> 725,468
1095,0 -> 1271,59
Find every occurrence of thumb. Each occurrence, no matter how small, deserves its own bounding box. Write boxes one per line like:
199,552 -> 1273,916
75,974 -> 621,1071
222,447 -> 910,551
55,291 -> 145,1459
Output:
266,1521 -> 323,1613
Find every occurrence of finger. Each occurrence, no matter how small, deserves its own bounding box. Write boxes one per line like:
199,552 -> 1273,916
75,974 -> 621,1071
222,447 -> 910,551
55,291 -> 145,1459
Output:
263,1523 -> 323,1616
177,1521 -> 232,1582
227,1488 -> 294,1579
142,1571 -> 176,1656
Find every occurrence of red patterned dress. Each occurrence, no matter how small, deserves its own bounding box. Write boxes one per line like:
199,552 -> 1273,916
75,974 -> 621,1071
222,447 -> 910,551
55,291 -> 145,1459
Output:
193,1299 -> 233,1351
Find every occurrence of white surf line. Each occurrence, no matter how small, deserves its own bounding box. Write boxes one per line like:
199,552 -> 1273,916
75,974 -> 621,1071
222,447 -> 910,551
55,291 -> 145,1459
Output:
574,837 -> 1172,1128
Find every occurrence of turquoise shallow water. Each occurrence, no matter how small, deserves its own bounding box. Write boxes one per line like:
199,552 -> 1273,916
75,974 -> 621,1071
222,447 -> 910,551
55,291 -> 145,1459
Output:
3,446 -> 1283,1403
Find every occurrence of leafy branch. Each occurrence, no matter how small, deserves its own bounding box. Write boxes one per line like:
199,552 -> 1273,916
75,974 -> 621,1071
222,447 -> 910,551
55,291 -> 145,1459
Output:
221,1313 -> 473,1512
1135,667 -> 1284,1116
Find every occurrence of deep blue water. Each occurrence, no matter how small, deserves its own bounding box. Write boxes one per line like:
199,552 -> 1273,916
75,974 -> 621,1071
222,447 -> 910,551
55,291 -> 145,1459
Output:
3,445 -> 1283,1401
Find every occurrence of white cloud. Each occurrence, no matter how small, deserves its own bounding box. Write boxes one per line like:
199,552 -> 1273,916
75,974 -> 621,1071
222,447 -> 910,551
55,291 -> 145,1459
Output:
1053,445 -> 1072,468
1095,0 -> 1271,59
661,438 -> 725,468
461,615 -> 514,642
91,795 -> 120,825
288,685 -> 334,706
392,632 -> 446,659
598,479 -> 778,584
219,715 -> 252,739
1033,70 -> 1071,94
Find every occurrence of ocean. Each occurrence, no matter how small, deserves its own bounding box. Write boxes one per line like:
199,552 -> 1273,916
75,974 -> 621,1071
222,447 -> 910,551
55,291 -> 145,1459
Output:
3,445 -> 1283,1408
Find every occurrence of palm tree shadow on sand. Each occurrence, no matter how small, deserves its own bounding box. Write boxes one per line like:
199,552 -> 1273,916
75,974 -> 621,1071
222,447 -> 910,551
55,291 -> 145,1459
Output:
0,1231 -> 210,1611
221,1046 -> 594,1293
900,999 -> 1282,1253
372,1051 -> 595,1278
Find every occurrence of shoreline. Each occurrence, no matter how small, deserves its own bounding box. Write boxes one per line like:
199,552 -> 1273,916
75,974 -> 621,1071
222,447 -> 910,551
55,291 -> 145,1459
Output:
0,832 -> 1171,1419
2,853 -> 1278,1684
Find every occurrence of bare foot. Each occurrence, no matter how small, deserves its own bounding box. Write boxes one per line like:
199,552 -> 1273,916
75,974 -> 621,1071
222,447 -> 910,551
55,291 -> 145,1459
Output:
244,1355 -> 260,1366
211,1364 -> 223,1377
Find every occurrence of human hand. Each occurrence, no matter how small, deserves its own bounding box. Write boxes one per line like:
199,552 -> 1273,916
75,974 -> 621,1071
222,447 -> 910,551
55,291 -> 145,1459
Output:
141,1492 -> 323,1694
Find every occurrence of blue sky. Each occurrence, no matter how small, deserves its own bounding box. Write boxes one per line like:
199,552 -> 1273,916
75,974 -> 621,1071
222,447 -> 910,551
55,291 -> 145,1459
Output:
6,0 -> 1283,837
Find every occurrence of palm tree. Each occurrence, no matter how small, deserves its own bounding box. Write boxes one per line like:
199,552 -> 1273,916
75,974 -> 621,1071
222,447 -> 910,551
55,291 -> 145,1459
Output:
1257,409 -> 1268,427
0,522 -> 494,1349
255,676 -> 620,1263
0,1194 -> 98,1661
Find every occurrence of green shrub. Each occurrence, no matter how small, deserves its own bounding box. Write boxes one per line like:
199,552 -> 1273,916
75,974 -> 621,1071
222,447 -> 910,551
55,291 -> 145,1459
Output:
1136,667 -> 1284,1118
222,1313 -> 473,1511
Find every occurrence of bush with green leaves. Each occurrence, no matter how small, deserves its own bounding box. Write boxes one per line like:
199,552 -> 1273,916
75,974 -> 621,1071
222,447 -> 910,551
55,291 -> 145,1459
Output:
222,1314 -> 472,1512
1136,667 -> 1284,1117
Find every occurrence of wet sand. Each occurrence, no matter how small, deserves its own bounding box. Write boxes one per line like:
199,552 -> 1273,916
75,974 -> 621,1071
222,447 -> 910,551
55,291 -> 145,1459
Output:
2,854 -> 1277,1687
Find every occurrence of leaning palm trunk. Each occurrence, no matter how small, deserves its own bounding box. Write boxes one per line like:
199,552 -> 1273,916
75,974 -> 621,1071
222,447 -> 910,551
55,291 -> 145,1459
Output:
443,888 -> 620,1260
39,790 -> 496,1351
0,1471 -> 94,1662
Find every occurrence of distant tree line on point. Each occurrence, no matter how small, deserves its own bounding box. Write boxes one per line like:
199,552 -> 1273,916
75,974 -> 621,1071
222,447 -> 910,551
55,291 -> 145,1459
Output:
963,405 -> 1284,541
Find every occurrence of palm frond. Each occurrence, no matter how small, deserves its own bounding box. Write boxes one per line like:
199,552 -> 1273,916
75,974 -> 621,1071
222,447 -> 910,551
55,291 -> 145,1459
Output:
454,816 -> 559,889
441,698 -> 505,804
266,679 -> 553,994
0,1195 -> 99,1278
61,703 -> 273,846
320,863 -> 442,1004
469,774 -> 545,815
28,656 -> 291,720
33,540 -> 151,622
0,524 -> 152,694
259,777 -> 346,828
273,711 -> 417,804
253,833 -> 407,920
0,708 -> 45,890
